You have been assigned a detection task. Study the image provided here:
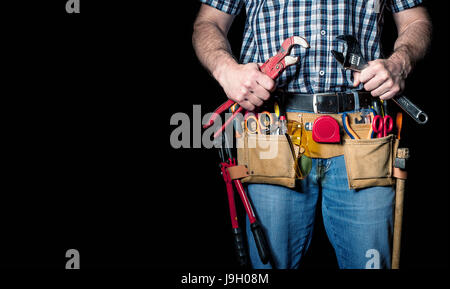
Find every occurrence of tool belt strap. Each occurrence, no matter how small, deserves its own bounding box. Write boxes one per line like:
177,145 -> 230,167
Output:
227,165 -> 250,180
281,91 -> 372,113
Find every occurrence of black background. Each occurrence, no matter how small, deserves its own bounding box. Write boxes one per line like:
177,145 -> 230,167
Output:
1,0 -> 448,283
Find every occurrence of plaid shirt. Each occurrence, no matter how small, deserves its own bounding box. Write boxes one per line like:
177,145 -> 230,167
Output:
199,0 -> 422,93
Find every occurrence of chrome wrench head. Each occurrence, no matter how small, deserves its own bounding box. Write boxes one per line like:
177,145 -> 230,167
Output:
331,35 -> 368,71
280,36 -> 310,66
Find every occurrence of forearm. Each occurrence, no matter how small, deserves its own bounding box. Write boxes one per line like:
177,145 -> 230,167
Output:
389,18 -> 432,78
192,19 -> 238,82
192,8 -> 275,111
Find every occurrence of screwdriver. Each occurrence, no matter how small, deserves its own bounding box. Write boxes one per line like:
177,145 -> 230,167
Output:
396,112 -> 403,140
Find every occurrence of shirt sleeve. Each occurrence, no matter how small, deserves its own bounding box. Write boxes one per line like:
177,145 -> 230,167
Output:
199,0 -> 244,15
389,0 -> 423,13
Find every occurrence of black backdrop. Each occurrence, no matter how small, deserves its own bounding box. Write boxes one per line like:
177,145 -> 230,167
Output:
1,0 -> 448,283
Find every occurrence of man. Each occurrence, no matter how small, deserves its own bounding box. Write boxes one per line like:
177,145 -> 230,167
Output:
192,0 -> 431,269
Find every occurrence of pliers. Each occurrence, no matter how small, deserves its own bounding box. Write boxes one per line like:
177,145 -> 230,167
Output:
203,36 -> 310,138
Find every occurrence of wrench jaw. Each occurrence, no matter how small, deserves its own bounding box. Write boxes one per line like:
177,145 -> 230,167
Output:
261,36 -> 310,79
280,36 -> 310,58
279,36 -> 309,69
292,36 -> 310,49
331,50 -> 346,69
284,55 -> 299,67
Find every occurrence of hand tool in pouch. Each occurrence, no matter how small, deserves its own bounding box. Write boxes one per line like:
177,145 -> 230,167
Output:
230,103 -> 244,138
342,112 -> 360,139
258,111 -> 274,135
331,34 -> 429,125
244,113 -> 259,134
372,114 -> 393,138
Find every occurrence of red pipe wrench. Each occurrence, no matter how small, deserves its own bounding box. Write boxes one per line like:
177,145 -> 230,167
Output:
204,36 -> 310,138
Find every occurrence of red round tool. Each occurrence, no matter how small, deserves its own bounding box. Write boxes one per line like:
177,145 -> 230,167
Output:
208,36 -> 310,266
312,115 -> 341,143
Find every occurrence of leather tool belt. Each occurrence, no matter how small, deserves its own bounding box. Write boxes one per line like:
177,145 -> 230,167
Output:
279,91 -> 373,113
237,112 -> 399,190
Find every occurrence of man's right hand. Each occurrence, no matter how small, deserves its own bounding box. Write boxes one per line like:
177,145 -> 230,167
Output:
214,61 -> 276,111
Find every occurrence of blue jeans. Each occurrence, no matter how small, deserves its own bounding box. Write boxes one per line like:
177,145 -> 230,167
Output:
245,155 -> 394,269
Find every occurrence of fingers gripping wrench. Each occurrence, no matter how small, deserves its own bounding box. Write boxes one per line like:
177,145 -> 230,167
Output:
331,35 -> 429,125
203,36 -> 310,138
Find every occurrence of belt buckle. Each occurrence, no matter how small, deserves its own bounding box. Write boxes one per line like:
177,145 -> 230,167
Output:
312,92 -> 335,114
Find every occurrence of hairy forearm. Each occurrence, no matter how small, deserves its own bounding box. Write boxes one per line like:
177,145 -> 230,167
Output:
389,18 -> 432,77
192,13 -> 275,111
192,20 -> 238,81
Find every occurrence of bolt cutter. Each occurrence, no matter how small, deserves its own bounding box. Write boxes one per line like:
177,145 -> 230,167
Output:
331,34 -> 428,125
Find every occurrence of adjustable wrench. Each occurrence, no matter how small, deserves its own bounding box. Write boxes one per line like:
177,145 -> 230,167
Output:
331,35 -> 428,124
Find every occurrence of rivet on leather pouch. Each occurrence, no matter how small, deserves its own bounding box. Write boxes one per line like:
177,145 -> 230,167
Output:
312,115 -> 341,143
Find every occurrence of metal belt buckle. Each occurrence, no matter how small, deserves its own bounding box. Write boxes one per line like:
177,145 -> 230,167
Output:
312,92 -> 336,114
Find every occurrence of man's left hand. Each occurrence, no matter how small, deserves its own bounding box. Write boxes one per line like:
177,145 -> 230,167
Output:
353,58 -> 405,100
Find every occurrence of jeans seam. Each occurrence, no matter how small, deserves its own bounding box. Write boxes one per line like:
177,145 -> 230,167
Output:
323,158 -> 332,174
322,200 -> 345,267
322,202 -> 338,245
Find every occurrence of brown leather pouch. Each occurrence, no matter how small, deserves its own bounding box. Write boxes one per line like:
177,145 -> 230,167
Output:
343,134 -> 399,189
237,133 -> 298,188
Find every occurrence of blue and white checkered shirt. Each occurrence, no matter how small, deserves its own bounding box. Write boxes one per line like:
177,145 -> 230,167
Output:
199,0 -> 422,93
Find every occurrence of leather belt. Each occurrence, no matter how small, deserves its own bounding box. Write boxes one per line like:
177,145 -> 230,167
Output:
280,91 -> 373,114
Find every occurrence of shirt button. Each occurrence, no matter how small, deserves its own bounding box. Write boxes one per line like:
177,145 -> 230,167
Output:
320,30 -> 326,36
319,70 -> 325,76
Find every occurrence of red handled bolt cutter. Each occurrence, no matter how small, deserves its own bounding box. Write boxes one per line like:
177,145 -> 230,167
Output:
210,36 -> 310,266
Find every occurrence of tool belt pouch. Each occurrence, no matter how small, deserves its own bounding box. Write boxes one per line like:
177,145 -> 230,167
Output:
343,134 -> 399,190
237,132 -> 298,188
